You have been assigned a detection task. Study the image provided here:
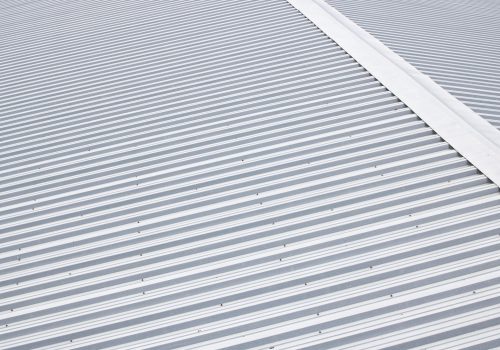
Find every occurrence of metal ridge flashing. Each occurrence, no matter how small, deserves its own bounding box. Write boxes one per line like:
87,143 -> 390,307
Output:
286,0 -> 500,186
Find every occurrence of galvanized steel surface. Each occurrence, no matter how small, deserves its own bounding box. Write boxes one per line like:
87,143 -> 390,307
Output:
327,0 -> 500,130
0,0 -> 500,349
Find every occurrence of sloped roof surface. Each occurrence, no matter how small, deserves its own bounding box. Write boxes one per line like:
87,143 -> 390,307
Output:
327,0 -> 500,129
1,0 -> 500,349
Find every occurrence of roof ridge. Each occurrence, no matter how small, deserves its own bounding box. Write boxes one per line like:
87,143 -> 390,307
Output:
287,0 -> 500,186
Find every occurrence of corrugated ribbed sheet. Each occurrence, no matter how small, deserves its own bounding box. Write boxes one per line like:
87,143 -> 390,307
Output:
327,0 -> 500,129
1,0 -> 500,349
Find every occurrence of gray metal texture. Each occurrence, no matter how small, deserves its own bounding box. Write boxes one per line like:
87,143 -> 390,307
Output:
327,0 -> 500,130
0,0 -> 499,349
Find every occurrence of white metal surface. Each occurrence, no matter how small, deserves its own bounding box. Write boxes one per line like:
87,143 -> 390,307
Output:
327,0 -> 500,130
287,0 -> 500,188
1,0 -> 500,349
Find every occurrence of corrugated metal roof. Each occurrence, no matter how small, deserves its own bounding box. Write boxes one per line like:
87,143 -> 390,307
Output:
0,0 -> 499,349
327,0 -> 500,130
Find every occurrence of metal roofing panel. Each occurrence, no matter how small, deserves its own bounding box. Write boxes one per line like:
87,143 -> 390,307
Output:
288,0 -> 500,194
0,0 -> 500,349
327,0 -> 500,130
